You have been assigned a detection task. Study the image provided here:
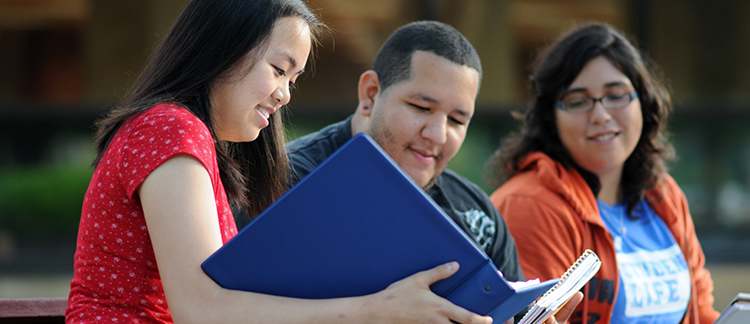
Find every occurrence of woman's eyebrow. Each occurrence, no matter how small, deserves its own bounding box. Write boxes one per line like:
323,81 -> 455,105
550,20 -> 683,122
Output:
603,81 -> 631,88
276,50 -> 305,75
562,88 -> 587,96
286,53 -> 305,75
564,81 -> 632,95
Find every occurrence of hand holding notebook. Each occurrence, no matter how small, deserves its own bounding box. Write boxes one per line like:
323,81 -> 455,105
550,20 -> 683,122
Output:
518,249 -> 602,324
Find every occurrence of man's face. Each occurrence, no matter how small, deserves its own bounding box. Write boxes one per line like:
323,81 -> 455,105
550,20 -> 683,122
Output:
367,51 -> 479,190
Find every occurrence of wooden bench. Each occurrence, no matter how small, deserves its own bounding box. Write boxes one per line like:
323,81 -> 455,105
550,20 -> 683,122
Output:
0,298 -> 66,323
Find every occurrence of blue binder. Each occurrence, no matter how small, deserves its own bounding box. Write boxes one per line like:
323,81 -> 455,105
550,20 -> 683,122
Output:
202,133 -> 557,322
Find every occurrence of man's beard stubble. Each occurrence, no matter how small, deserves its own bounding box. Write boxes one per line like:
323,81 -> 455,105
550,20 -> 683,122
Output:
368,117 -> 442,192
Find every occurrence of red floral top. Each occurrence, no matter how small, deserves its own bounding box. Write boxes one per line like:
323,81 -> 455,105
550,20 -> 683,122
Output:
66,103 -> 238,323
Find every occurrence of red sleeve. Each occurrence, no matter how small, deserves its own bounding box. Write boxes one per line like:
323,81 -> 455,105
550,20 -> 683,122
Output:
120,104 -> 217,202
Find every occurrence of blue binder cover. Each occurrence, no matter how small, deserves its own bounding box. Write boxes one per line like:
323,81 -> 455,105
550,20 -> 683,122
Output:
202,133 -> 557,322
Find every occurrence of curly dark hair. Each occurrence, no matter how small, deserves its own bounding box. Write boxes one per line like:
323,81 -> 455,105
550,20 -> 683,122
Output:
486,22 -> 675,216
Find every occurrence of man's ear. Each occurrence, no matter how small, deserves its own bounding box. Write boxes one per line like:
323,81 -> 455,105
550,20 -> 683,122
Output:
356,70 -> 380,117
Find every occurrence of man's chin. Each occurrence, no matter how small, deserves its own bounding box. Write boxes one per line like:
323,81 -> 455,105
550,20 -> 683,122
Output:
404,168 -> 440,191
419,175 -> 439,191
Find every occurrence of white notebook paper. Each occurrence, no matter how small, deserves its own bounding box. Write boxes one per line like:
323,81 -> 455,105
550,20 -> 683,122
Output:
518,249 -> 602,324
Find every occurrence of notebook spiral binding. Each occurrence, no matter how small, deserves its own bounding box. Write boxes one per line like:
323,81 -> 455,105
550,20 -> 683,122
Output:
539,249 -> 593,299
518,249 -> 600,324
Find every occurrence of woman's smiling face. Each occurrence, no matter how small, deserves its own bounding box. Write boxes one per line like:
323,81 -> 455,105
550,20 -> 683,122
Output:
211,16 -> 311,143
555,56 -> 643,180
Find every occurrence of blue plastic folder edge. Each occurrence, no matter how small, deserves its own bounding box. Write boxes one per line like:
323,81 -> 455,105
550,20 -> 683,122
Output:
201,133 -> 557,322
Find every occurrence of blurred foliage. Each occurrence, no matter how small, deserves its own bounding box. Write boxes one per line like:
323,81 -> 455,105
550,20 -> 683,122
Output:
0,162 -> 93,239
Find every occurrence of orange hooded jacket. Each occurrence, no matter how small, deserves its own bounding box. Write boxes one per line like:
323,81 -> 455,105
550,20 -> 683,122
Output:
490,152 -> 719,324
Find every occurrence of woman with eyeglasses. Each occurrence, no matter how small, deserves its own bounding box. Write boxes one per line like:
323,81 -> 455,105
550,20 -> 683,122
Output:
486,22 -> 719,324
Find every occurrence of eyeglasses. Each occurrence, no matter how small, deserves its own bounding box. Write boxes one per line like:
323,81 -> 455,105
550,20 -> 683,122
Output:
555,92 -> 638,113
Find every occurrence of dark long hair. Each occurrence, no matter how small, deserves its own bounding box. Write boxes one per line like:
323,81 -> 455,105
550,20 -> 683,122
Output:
92,0 -> 325,217
487,22 -> 674,215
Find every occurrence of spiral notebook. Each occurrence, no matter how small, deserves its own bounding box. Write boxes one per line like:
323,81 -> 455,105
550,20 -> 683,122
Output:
518,249 -> 602,324
202,133 -> 558,323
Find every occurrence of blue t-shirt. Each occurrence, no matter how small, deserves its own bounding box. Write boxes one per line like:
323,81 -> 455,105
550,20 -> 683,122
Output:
597,199 -> 690,324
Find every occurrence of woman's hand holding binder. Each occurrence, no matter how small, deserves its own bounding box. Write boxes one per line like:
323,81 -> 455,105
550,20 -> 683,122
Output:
364,261 -> 493,324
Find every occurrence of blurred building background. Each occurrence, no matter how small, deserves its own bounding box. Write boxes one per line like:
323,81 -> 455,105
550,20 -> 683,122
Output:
1,0 -> 748,308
